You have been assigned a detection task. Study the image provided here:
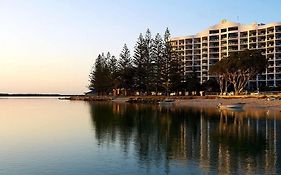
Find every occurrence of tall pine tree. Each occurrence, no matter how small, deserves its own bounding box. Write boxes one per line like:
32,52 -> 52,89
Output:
143,29 -> 154,94
118,44 -> 134,94
89,53 -> 114,95
133,33 -> 146,93
151,33 -> 165,94
163,28 -> 182,95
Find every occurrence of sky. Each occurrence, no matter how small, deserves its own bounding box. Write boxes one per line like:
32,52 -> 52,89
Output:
0,0 -> 280,94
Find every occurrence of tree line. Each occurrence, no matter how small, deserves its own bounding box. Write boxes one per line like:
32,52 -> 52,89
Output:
89,29 -> 268,96
89,28 -> 199,96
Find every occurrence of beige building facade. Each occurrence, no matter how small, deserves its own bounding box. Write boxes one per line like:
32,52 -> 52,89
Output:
171,20 -> 281,89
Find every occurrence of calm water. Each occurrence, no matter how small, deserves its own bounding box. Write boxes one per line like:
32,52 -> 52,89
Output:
0,98 -> 281,175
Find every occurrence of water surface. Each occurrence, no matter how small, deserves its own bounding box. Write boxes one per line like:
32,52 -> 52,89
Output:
0,98 -> 280,174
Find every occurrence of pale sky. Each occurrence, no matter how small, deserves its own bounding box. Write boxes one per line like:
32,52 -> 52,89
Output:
0,0 -> 280,94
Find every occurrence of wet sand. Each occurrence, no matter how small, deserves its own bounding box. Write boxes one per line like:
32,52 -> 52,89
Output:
175,98 -> 281,111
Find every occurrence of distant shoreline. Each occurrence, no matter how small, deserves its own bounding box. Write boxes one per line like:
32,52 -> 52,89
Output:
0,93 -> 76,97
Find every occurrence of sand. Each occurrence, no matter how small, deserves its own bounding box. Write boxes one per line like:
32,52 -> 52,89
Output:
175,98 -> 281,111
111,96 -> 281,112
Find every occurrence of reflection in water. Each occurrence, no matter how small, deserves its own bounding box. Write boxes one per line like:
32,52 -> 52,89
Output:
89,102 -> 280,174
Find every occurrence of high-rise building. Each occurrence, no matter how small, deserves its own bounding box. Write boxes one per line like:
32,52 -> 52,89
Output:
170,20 -> 281,89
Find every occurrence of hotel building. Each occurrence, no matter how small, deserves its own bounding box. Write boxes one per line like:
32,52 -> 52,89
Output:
170,20 -> 281,89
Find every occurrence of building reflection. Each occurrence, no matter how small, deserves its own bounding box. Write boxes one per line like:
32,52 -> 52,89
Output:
88,102 -> 280,174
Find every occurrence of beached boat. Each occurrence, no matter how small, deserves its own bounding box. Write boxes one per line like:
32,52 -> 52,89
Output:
217,102 -> 245,109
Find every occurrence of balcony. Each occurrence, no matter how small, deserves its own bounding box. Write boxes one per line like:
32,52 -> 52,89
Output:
185,64 -> 193,67
209,51 -> 219,54
240,41 -> 248,45
276,35 -> 281,40
229,42 -> 238,45
240,32 -> 248,38
209,55 -> 219,59
209,44 -> 219,48
209,39 -> 219,43
268,64 -> 275,68
258,44 -> 266,48
194,39 -> 201,44
267,50 -> 275,54
228,36 -> 238,39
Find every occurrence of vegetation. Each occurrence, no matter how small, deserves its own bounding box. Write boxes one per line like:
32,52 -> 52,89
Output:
89,28 -> 189,96
210,49 -> 268,95
89,33 -> 268,96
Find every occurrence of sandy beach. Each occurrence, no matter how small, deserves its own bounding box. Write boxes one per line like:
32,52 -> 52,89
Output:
111,96 -> 281,112
175,98 -> 281,111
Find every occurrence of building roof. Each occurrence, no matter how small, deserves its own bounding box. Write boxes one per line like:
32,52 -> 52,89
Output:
171,19 -> 281,40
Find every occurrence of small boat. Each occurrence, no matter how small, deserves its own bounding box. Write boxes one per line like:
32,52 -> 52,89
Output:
217,102 -> 245,109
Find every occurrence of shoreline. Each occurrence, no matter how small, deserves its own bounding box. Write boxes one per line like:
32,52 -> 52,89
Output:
175,98 -> 281,111
68,95 -> 281,112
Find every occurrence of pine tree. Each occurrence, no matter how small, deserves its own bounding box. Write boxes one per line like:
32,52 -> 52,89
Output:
133,33 -> 146,93
108,55 -> 119,89
119,44 -> 134,94
151,33 -> 164,94
143,29 -> 153,94
162,28 -> 172,95
89,53 -> 113,95
162,28 -> 183,95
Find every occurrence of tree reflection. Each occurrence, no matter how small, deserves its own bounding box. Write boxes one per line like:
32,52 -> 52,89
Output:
89,102 -> 280,174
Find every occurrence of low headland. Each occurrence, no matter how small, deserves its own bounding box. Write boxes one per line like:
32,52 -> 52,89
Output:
67,94 -> 281,112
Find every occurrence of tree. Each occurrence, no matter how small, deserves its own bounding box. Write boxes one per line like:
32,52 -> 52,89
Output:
182,69 -> 201,95
142,29 -> 153,93
151,33 -> 165,94
133,33 -> 146,93
89,53 -> 114,95
162,28 -> 173,95
118,44 -> 134,94
202,77 -> 220,93
210,49 -> 268,95
108,55 -> 119,89
209,58 -> 230,95
162,28 -> 182,95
